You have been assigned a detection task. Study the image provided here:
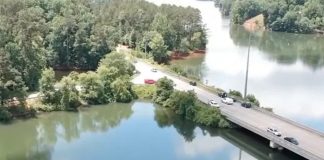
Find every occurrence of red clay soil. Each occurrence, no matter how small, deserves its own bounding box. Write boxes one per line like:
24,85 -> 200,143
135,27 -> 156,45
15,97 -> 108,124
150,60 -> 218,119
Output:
170,49 -> 206,60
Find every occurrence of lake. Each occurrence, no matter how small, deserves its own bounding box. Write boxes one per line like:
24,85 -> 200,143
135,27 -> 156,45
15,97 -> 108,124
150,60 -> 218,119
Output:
146,0 -> 324,132
0,101 -> 304,160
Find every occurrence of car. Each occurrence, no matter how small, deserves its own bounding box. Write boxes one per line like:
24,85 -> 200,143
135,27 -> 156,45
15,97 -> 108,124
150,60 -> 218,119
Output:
221,97 -> 234,105
151,68 -> 157,72
189,81 -> 197,86
209,100 -> 220,107
241,102 -> 252,108
144,79 -> 156,84
284,137 -> 299,145
218,92 -> 227,98
267,127 -> 281,137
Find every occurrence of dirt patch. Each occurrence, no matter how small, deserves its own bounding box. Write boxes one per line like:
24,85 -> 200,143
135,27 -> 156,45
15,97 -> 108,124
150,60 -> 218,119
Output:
171,50 -> 205,60
243,14 -> 265,32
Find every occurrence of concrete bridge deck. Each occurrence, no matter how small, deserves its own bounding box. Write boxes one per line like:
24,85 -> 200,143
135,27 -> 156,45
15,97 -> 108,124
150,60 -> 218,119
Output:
133,61 -> 324,160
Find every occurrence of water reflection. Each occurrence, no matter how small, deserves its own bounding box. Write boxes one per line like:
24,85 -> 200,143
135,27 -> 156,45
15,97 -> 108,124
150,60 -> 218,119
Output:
0,103 -> 133,160
154,107 -> 305,160
0,102 -> 306,160
230,25 -> 324,70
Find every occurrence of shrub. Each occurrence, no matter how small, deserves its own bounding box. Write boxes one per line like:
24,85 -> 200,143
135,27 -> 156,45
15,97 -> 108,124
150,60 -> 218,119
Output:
0,107 -> 13,122
133,85 -> 156,100
229,90 -> 242,98
246,94 -> 260,106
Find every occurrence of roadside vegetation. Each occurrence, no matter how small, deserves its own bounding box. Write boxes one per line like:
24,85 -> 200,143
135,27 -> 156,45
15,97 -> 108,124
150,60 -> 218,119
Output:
37,52 -> 136,112
215,0 -> 324,33
151,77 -> 231,128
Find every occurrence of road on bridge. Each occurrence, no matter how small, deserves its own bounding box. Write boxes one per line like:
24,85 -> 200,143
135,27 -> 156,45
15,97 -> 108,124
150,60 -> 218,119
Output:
132,60 -> 324,160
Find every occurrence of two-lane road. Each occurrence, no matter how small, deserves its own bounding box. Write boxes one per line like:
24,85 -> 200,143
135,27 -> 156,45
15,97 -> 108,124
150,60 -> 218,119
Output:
132,61 -> 324,160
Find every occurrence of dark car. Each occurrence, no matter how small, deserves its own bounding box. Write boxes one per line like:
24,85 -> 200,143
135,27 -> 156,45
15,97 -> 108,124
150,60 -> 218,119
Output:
189,81 -> 197,86
218,92 -> 227,98
284,137 -> 299,145
241,102 -> 252,108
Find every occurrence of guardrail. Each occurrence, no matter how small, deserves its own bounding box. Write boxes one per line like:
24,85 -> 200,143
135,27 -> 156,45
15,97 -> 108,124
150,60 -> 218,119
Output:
136,59 -> 324,160
254,107 -> 324,138
221,110 -> 324,160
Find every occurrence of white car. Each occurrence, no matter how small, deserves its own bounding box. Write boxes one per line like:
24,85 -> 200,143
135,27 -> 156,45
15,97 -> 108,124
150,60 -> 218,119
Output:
267,127 -> 282,137
221,98 -> 234,105
209,100 -> 220,107
151,68 -> 157,72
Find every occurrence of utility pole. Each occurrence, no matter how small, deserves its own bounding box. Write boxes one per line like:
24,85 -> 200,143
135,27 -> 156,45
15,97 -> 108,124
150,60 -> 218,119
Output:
244,30 -> 252,99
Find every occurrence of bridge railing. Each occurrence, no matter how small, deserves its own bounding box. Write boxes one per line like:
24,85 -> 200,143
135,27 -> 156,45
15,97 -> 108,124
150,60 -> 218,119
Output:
253,107 -> 324,138
221,109 -> 323,160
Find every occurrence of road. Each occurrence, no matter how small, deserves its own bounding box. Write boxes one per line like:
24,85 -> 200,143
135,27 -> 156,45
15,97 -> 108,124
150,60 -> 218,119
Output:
132,61 -> 324,160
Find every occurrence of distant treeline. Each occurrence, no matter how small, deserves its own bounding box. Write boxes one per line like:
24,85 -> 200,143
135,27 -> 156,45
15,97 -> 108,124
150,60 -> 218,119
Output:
214,0 -> 324,33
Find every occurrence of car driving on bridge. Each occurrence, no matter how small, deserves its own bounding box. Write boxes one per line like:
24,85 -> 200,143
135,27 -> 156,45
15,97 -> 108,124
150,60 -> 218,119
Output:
221,97 -> 234,105
267,127 -> 282,137
241,102 -> 252,108
208,100 -> 220,108
284,137 -> 299,145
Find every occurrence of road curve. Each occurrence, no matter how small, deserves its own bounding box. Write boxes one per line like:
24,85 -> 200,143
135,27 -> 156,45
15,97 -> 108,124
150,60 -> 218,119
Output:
132,61 -> 324,160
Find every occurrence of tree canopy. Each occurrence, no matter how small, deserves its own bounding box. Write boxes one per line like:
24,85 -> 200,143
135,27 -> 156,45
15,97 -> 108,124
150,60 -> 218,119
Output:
0,0 -> 206,93
215,0 -> 324,33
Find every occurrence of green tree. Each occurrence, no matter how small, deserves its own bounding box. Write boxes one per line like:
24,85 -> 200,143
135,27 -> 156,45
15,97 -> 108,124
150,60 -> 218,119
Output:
60,76 -> 80,111
231,0 -> 264,24
78,72 -> 103,104
164,90 -> 197,120
99,52 -> 135,76
111,77 -> 134,103
0,50 -> 26,106
153,77 -> 174,105
148,32 -> 168,63
39,68 -> 61,105
246,94 -> 260,106
96,66 -> 119,103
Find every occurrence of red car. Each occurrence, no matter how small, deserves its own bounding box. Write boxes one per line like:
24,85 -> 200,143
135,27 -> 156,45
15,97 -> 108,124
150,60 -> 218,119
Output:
144,79 -> 156,84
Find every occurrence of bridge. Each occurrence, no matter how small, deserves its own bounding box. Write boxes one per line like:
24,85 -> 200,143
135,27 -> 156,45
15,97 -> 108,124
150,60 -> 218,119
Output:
132,60 -> 324,160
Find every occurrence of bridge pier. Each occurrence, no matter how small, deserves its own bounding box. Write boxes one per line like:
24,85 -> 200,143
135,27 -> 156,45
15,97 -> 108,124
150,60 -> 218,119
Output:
269,141 -> 283,150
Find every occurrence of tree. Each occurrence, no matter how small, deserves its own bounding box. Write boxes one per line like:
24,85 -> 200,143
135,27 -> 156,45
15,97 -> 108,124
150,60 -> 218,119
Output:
0,49 -> 26,106
148,32 -> 168,63
96,66 -> 119,103
179,38 -> 190,53
11,6 -> 47,91
231,0 -> 264,24
246,94 -> 260,106
39,68 -> 60,104
78,72 -> 103,104
111,77 -> 134,103
153,77 -> 174,105
60,76 -> 80,111
164,90 -> 197,120
99,52 -> 135,76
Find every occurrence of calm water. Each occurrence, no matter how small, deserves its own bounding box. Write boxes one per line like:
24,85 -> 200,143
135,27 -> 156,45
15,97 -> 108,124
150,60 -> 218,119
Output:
0,102 -> 303,160
146,0 -> 324,132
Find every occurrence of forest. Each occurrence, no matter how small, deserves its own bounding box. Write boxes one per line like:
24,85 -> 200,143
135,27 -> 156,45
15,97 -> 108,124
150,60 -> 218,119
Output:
215,0 -> 324,33
0,0 -> 206,121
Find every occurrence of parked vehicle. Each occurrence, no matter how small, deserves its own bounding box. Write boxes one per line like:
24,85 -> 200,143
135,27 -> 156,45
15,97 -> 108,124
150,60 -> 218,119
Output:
241,102 -> 252,108
151,68 -> 157,72
209,100 -> 220,107
267,127 -> 282,137
189,81 -> 197,86
221,97 -> 234,105
284,137 -> 299,145
144,79 -> 156,84
218,92 -> 227,98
